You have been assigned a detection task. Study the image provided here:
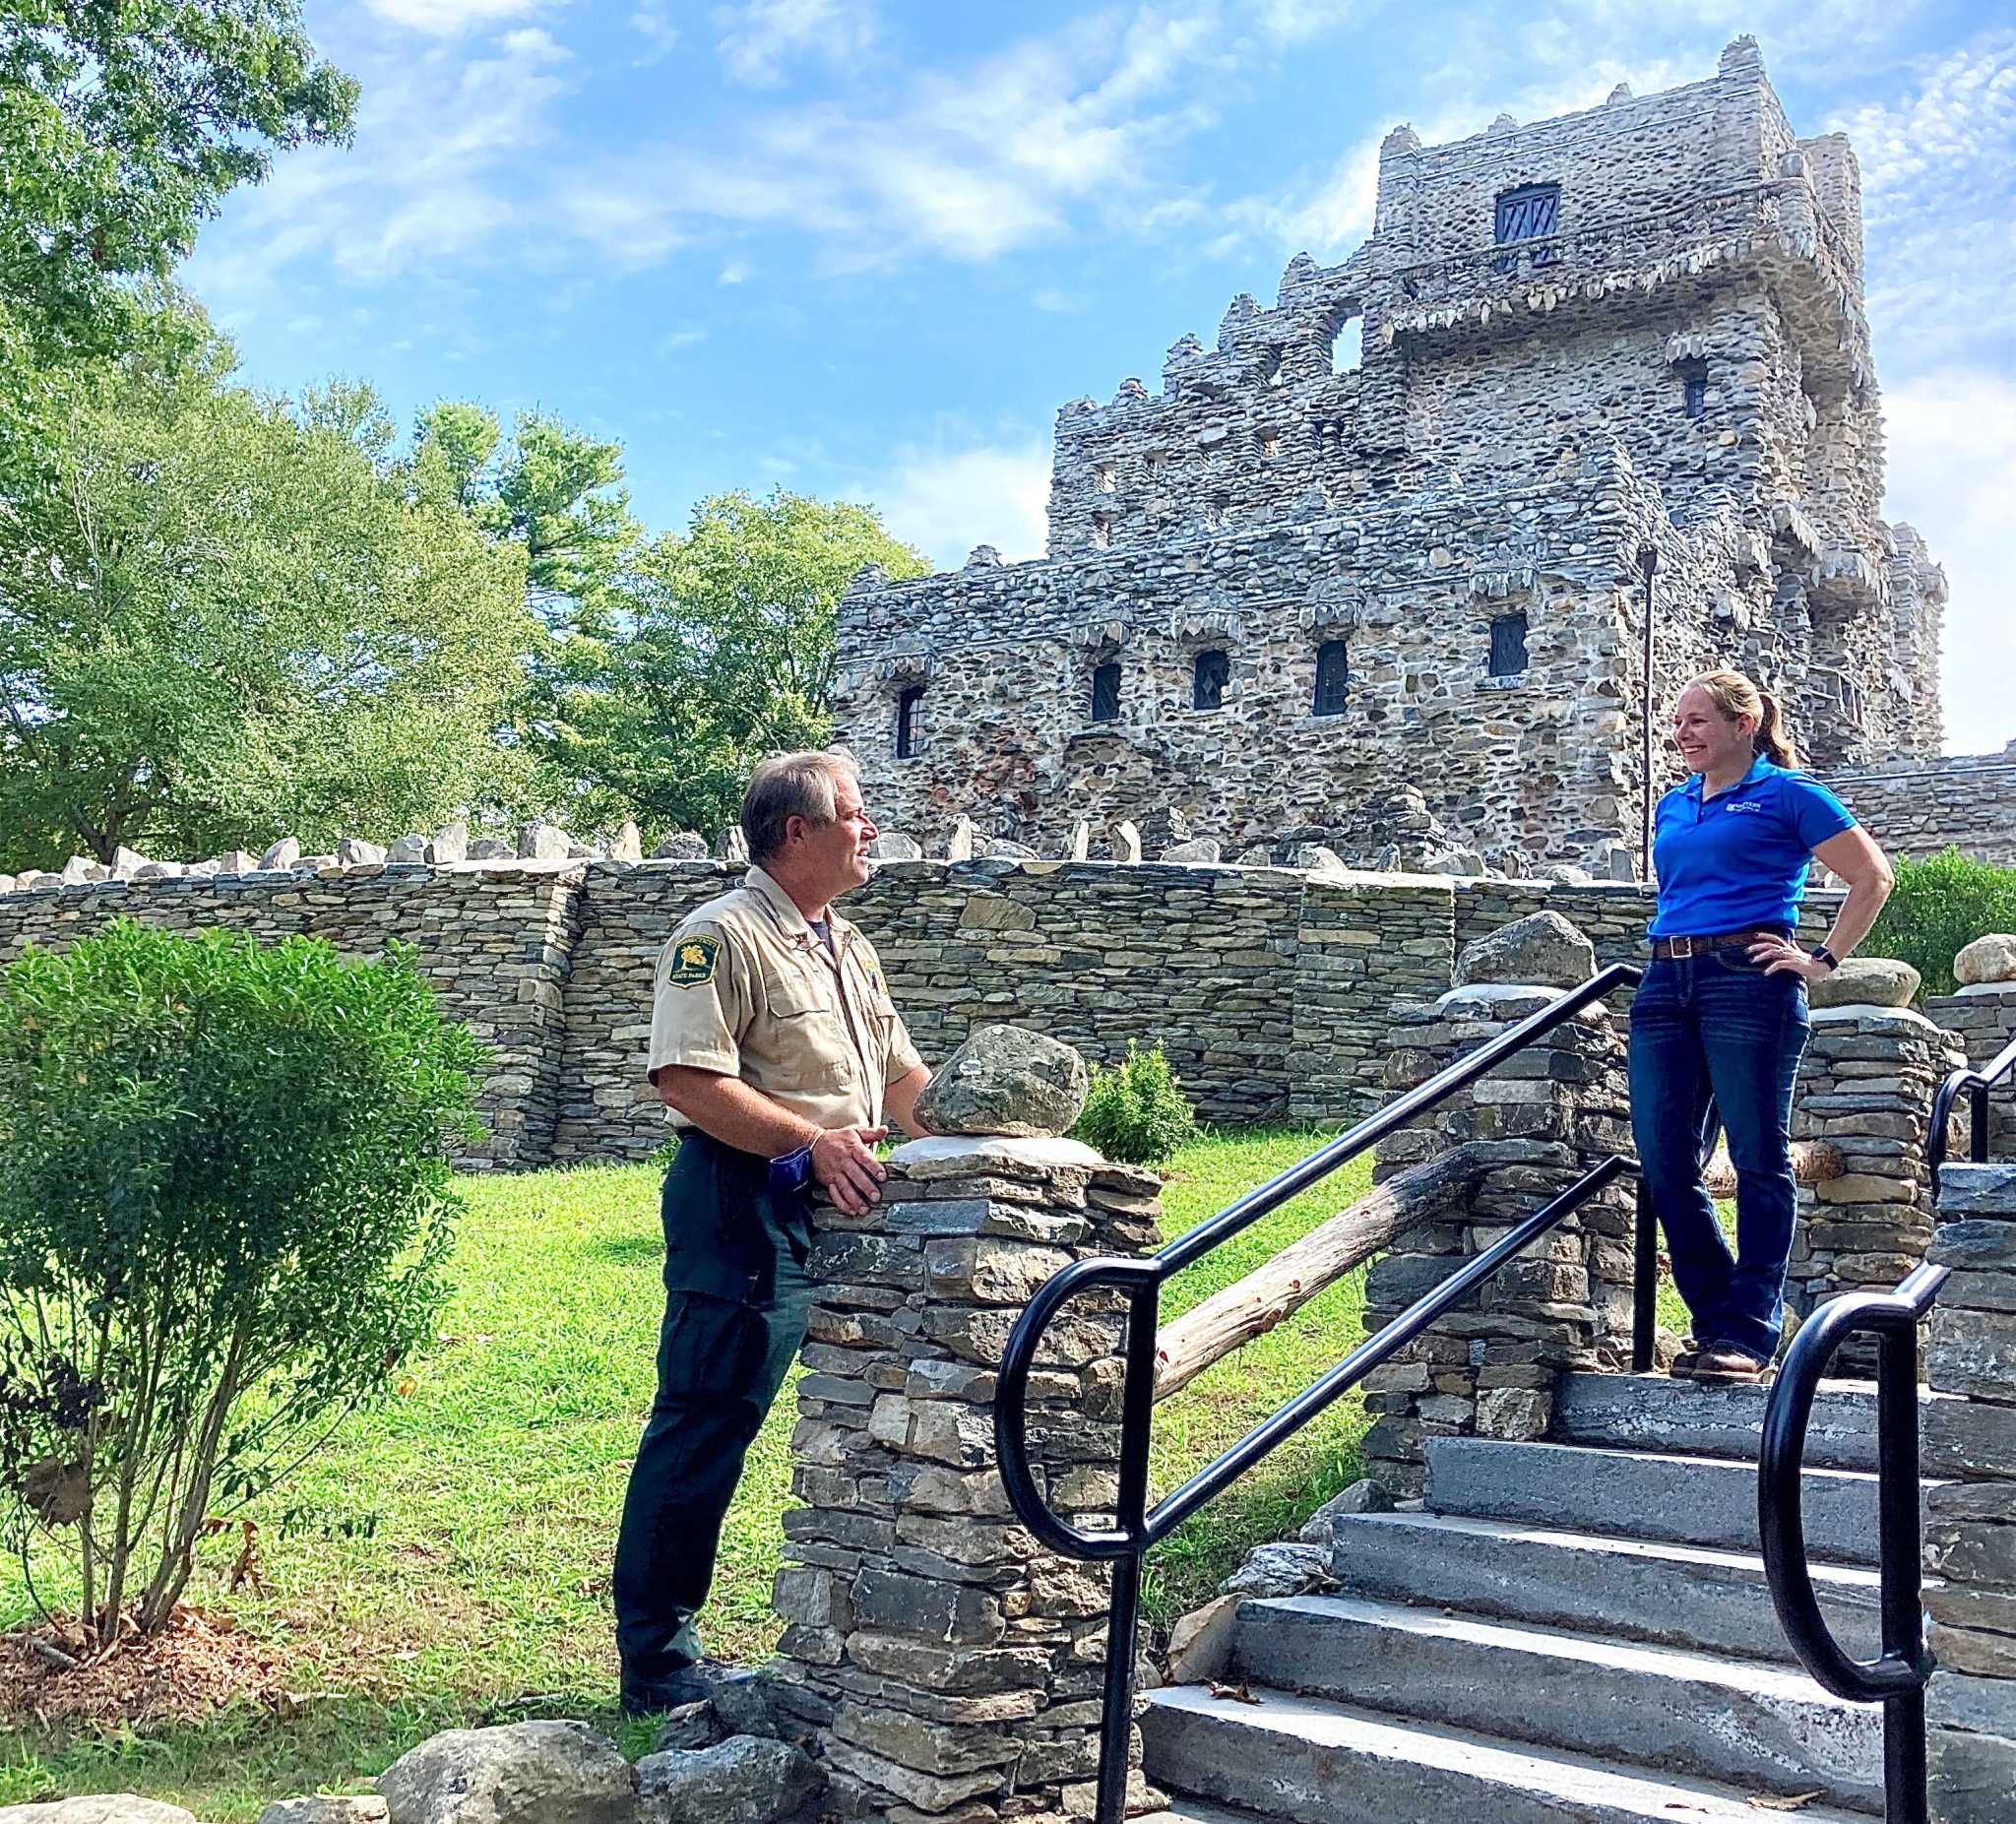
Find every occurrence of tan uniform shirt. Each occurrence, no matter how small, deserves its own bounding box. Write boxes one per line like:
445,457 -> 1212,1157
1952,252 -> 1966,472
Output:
647,865 -> 923,1133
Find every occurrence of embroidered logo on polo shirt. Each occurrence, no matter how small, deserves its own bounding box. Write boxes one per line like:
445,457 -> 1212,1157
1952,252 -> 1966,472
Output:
666,936 -> 720,987
1725,801 -> 1764,814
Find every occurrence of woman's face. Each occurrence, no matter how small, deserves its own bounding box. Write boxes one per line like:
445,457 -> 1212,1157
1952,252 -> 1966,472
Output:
1671,685 -> 1755,777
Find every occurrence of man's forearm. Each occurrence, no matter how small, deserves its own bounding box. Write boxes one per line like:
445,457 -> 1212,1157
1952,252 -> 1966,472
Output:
657,1067 -> 819,1158
882,1063 -> 933,1139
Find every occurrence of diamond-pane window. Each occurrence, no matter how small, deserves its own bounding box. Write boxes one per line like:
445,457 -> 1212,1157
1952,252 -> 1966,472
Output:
1194,649 -> 1230,712
1091,661 -> 1121,723
1494,183 -> 1559,270
1488,611 -> 1529,678
1313,639 -> 1349,717
895,685 -> 923,759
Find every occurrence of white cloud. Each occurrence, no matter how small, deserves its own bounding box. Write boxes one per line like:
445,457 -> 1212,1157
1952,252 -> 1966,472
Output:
719,259 -> 752,284
360,0 -> 542,35
1832,31 -> 2016,368
630,1 -> 679,65
855,436 -> 1052,571
715,0 -> 879,89
1882,369 -> 2016,755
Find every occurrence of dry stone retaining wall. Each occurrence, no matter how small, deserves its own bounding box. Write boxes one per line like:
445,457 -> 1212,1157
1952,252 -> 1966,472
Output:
0,857 -> 1853,1169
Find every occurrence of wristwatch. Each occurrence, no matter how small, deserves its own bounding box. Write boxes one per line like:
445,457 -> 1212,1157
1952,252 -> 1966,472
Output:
1810,946 -> 1841,973
767,1142 -> 815,1195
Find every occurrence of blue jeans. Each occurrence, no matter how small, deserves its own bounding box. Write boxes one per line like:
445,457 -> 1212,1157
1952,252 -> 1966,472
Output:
1627,951 -> 1811,1362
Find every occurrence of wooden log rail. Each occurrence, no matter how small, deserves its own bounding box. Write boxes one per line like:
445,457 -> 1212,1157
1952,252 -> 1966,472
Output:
1153,1146 -> 1485,1402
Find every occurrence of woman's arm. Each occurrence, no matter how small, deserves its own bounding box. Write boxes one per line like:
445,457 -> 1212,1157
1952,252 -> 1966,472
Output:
1751,826 -> 1897,982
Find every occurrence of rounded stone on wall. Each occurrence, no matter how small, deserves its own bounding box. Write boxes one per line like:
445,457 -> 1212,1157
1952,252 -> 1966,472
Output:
1452,910 -> 1596,989
1954,934 -> 2016,987
1809,956 -> 1920,1010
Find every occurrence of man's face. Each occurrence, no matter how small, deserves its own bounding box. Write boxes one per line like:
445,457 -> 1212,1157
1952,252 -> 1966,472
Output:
792,774 -> 877,898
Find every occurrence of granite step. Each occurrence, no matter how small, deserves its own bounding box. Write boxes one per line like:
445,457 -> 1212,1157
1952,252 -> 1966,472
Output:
1425,1434 -> 1890,1566
1325,1507 -> 1884,1663
1230,1594 -> 1882,1809
1551,1369 -> 1880,1470
1141,1684 -> 1876,1824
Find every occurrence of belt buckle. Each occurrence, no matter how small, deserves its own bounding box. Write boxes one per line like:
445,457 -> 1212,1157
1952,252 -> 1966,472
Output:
1670,935 -> 1697,959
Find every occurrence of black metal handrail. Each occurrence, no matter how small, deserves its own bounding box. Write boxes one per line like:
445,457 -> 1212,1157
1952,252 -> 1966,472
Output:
1929,1031 -> 2016,1195
1759,1260 -> 1949,1824
995,963 -> 1643,1824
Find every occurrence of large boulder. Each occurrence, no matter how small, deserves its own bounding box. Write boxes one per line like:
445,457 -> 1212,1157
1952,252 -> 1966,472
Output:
651,833 -> 711,861
0,1805 -> 201,1823
376,1721 -> 636,1824
1453,910 -> 1596,988
609,821 -> 643,863
1809,956 -> 1920,1009
867,832 -> 921,861
519,824 -> 571,862
1955,934 -> 2016,987
913,1026 -> 1089,1139
635,1736 -> 821,1824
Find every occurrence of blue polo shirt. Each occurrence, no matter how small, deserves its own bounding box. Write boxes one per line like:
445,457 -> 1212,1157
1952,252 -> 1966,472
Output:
1648,756 -> 1857,938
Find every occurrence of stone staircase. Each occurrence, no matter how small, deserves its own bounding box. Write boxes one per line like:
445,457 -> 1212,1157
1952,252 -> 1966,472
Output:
1141,1369 -> 1910,1823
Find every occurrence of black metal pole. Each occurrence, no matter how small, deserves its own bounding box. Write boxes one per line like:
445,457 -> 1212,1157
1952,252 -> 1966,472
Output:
1973,1081 -> 1991,1164
1633,1177 -> 1658,1373
1094,1277 -> 1164,1824
1638,543 -> 1660,883
1877,1319 -> 1931,1824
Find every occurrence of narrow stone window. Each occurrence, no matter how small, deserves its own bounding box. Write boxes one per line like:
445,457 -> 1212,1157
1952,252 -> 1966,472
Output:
1494,183 -> 1559,269
1677,357 -> 1709,418
1331,316 -> 1363,374
1313,639 -> 1349,716
1096,462 -> 1116,492
1205,491 -> 1230,531
1093,513 -> 1112,550
1193,649 -> 1230,711
1091,661 -> 1121,723
1488,611 -> 1529,678
1257,428 -> 1282,461
895,685 -> 924,759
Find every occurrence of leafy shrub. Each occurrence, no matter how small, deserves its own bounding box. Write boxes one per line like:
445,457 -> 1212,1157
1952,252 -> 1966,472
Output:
1862,849 -> 2016,998
1073,1041 -> 1198,1166
0,919 -> 483,1650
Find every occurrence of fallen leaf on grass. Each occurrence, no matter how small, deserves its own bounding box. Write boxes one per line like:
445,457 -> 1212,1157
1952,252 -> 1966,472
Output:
1208,1681 -> 1261,1704
1748,1795 -> 1823,1812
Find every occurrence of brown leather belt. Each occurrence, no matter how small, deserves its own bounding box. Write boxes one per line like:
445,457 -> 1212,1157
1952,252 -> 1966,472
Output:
1651,927 -> 1790,960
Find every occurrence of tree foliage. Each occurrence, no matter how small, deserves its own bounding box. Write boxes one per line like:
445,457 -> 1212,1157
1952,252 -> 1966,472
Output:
530,489 -> 928,841
0,919 -> 479,1647
1072,1042 -> 1199,1167
0,353 -> 542,871
1864,849 -> 2016,998
1,0 -> 355,366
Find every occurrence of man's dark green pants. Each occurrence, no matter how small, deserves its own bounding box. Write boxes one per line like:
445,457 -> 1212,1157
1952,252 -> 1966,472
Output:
612,1131 -> 815,1688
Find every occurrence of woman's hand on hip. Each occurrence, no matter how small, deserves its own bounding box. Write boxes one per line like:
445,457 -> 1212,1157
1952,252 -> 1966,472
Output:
1748,935 -> 1830,980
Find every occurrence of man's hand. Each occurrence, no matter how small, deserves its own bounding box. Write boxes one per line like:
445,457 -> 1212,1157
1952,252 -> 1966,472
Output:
811,1125 -> 889,1215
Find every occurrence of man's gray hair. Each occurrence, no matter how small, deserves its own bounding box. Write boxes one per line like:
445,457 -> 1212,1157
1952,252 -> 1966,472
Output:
741,750 -> 859,863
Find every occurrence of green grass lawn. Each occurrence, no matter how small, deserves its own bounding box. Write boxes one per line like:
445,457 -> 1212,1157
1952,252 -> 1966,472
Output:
0,1127 -> 1377,1816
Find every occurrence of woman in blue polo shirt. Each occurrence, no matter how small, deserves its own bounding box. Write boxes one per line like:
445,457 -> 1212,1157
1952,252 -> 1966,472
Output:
1630,670 -> 1895,1384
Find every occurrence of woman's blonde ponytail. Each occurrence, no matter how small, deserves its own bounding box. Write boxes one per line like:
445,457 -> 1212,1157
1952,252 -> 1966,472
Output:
1754,689 -> 1801,769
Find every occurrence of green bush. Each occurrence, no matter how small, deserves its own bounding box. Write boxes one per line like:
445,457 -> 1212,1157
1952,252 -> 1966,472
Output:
1073,1041 -> 1198,1166
1862,849 -> 2016,998
0,919 -> 483,1651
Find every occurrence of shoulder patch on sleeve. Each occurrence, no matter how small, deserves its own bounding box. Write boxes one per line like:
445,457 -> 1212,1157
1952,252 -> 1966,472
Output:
666,935 -> 721,988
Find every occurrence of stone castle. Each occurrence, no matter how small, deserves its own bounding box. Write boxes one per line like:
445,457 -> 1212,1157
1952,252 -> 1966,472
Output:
833,37 -> 1954,877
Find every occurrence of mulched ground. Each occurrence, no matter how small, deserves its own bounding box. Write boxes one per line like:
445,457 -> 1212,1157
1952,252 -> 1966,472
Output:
0,1606 -> 294,1729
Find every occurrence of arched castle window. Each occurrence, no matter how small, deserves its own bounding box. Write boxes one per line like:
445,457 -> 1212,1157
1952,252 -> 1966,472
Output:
895,685 -> 924,759
1091,661 -> 1121,723
1677,357 -> 1709,418
1313,639 -> 1349,716
1193,649 -> 1230,712
1488,611 -> 1529,678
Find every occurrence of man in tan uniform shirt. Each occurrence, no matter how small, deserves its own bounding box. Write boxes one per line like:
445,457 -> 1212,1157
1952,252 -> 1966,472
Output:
614,750 -> 931,1714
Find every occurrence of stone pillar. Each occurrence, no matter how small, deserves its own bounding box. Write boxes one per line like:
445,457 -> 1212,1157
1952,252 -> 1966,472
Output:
1927,935 -> 2016,1163
1922,1162 -> 2016,1822
1360,913 -> 1634,1497
770,1134 -> 1164,1823
1789,960 -> 1965,1357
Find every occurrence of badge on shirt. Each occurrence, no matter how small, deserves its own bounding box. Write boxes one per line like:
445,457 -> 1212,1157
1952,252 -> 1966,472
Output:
666,936 -> 720,988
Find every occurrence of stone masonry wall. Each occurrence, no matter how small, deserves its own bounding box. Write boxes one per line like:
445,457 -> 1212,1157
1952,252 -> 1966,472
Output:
1922,1163 -> 2016,1822
769,1138 -> 1164,1822
0,857 -> 1856,1169
1820,753 -> 2016,867
1360,973 -> 1636,1496
1926,983 -> 2016,1162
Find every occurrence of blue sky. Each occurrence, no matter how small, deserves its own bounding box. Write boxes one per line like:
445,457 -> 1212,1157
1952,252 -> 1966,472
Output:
186,1 -> 2015,753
